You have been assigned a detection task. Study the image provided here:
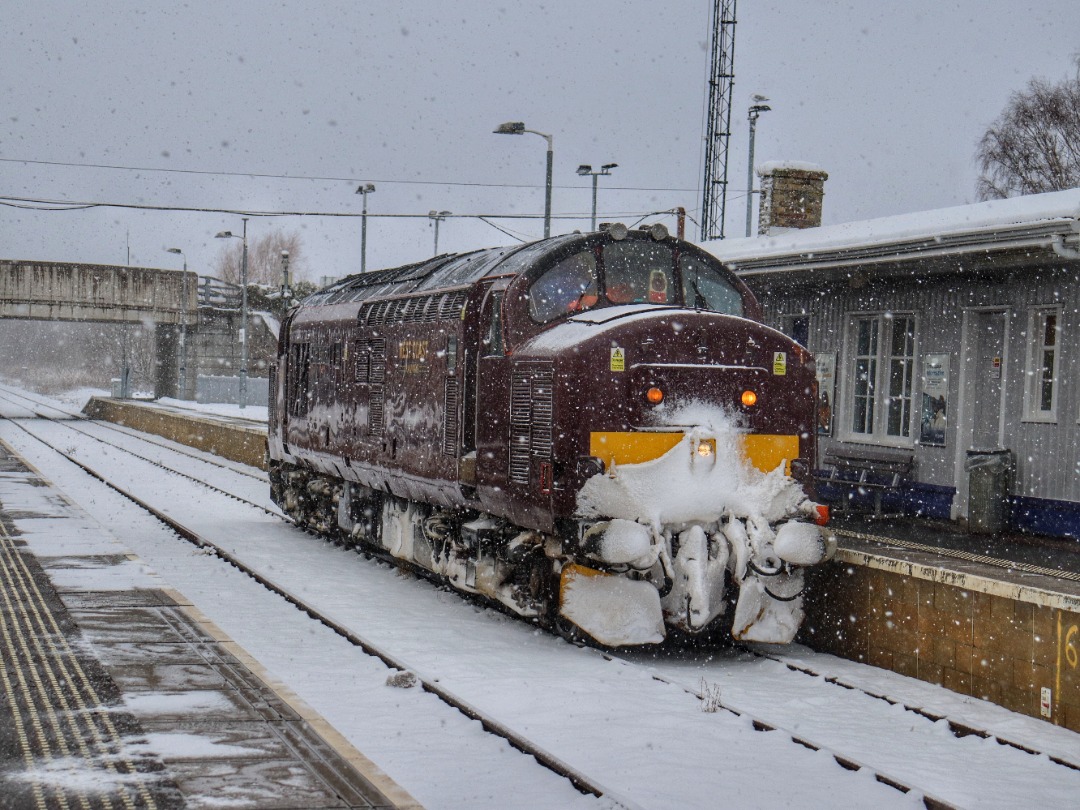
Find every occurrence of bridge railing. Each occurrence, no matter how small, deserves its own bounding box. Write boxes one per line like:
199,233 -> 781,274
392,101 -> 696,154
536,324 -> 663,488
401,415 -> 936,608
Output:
198,276 -> 241,310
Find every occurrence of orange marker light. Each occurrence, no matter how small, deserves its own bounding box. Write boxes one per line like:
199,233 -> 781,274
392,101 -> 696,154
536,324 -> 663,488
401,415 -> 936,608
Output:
740,389 -> 758,407
646,387 -> 664,404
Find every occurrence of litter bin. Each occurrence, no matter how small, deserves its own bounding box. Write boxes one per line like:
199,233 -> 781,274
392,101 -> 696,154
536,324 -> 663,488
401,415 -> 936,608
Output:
965,449 -> 1014,534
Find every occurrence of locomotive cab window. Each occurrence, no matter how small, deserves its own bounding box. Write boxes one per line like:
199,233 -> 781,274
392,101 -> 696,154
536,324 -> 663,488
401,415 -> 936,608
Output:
679,253 -> 744,316
528,250 -> 598,322
602,241 -> 675,305
482,291 -> 505,355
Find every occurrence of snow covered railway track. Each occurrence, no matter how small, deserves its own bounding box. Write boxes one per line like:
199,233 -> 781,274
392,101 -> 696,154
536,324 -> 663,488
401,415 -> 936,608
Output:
744,646 -> 1080,772
0,414 -> 635,807
591,648 -> 961,808
0,396 -> 275,518
0,385 -> 265,483
602,640 -> 1080,808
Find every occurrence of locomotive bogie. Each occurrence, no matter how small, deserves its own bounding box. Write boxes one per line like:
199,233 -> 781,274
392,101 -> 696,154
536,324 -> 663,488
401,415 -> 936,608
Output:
269,228 -> 834,647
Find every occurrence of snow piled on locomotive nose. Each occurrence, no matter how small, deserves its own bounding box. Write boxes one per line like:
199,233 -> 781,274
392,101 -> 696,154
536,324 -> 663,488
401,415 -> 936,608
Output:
575,404 -> 807,527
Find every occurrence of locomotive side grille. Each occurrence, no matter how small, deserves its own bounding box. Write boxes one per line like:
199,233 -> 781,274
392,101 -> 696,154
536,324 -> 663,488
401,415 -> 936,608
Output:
369,385 -> 385,435
368,338 -> 386,434
509,364 -> 554,485
530,375 -> 554,457
443,379 -> 460,456
369,338 -> 386,384
437,290 -> 469,320
360,290 -> 468,325
268,364 -> 278,426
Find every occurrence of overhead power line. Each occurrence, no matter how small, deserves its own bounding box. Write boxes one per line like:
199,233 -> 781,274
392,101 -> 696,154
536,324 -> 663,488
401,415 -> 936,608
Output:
0,155 -> 696,194
0,193 -> 690,222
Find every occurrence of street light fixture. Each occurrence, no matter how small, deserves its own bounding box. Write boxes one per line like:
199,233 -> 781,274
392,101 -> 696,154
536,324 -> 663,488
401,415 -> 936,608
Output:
214,217 -> 249,409
280,250 -> 291,303
355,183 -> 376,272
747,97 -> 771,237
164,248 -> 189,399
575,163 -> 618,232
428,210 -> 451,254
494,121 -> 553,239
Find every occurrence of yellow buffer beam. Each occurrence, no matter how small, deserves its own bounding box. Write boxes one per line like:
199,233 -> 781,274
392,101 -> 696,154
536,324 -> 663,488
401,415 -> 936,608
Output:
740,433 -> 800,475
589,431 -> 684,467
589,431 -> 799,474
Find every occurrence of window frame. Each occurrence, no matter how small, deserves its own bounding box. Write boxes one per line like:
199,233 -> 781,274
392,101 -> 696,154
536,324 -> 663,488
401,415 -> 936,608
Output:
841,311 -> 919,446
1022,305 -> 1062,423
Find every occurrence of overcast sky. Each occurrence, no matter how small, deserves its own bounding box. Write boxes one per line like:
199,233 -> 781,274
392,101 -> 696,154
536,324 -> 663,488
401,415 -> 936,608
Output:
2,1 -> 1077,283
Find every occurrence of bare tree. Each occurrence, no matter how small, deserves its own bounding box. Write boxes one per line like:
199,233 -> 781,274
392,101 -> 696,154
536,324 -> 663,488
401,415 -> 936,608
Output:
976,58 -> 1080,200
214,228 -> 308,285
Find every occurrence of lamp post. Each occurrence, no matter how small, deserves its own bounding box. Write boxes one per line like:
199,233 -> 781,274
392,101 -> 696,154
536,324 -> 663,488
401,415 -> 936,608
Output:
428,210 -> 451,254
494,121 -> 553,238
575,163 -> 618,232
746,98 -> 771,237
164,247 -> 188,399
356,183 -> 375,272
214,217 -> 249,409
280,250 -> 291,304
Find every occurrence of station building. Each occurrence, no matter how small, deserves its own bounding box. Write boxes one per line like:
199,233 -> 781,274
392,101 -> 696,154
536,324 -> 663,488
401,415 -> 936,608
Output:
703,171 -> 1080,539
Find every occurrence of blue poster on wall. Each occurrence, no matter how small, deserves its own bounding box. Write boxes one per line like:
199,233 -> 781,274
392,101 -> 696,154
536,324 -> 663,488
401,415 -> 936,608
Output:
920,353 -> 949,446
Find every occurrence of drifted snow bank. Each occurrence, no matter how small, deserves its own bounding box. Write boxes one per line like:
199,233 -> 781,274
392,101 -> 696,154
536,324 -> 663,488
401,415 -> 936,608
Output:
575,404 -> 809,528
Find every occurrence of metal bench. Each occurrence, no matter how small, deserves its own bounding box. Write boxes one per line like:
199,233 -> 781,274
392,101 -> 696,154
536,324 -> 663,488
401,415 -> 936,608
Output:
816,445 -> 915,517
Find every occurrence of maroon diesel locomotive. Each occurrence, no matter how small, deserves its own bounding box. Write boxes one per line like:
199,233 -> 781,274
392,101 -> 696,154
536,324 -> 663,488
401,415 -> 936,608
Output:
268,224 -> 833,646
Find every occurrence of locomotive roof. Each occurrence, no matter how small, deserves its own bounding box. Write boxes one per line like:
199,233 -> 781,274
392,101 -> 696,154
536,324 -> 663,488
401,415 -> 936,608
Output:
301,234 -> 585,308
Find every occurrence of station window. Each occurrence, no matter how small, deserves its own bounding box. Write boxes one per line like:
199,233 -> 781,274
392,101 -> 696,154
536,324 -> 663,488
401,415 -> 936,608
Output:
846,313 -> 916,441
1024,306 -> 1061,422
781,314 -> 810,348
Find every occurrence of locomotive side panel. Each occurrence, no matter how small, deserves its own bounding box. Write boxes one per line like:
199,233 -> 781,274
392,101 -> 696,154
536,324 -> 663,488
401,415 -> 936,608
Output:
280,298 -> 469,505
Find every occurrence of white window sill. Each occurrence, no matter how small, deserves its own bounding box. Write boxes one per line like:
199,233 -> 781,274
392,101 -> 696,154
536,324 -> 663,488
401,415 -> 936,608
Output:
836,434 -> 916,449
1021,414 -> 1058,424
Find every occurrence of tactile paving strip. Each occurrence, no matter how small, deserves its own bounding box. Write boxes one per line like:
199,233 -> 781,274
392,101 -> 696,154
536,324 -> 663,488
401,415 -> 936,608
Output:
0,440 -> 415,809
0,522 -> 179,810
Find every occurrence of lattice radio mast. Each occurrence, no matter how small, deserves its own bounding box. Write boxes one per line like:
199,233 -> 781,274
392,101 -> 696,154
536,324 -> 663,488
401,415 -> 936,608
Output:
700,0 -> 737,241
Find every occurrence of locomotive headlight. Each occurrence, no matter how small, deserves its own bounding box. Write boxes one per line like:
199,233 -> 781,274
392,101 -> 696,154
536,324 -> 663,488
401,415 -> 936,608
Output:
645,386 -> 664,405
741,389 -> 758,407
696,439 -> 716,458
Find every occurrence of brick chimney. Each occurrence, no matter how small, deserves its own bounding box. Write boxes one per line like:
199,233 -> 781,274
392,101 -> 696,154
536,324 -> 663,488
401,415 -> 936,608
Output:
757,162 -> 828,235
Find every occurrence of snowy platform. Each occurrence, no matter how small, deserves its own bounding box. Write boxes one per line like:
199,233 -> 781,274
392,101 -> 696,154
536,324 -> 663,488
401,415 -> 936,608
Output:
0,442 -> 417,809
83,396 -> 268,470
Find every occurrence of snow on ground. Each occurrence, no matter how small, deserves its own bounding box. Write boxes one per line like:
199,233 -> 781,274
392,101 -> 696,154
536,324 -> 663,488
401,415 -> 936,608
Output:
2,388 -> 1079,809
144,397 -> 269,424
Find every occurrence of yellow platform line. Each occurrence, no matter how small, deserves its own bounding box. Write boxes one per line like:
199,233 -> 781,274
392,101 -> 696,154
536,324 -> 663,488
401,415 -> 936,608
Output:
0,524 -> 154,809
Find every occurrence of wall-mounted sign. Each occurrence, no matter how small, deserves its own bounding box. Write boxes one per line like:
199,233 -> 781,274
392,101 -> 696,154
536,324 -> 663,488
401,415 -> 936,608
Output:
920,353 -> 950,447
815,351 -> 836,436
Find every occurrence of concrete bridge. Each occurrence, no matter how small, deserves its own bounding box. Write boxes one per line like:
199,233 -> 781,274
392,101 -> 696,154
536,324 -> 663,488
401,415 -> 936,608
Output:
0,260 -> 197,325
0,260 -> 273,402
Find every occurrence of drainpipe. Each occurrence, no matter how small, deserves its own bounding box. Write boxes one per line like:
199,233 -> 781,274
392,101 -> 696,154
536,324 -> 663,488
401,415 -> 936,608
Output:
1051,233 -> 1080,260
